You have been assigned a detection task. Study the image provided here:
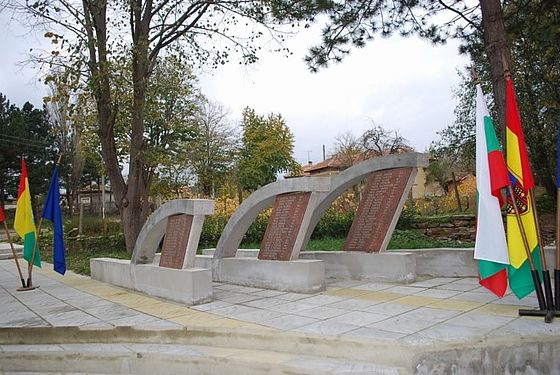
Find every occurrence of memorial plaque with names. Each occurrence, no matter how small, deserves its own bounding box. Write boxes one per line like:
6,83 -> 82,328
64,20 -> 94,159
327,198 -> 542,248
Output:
344,167 -> 413,253
258,192 -> 311,261
159,214 -> 193,269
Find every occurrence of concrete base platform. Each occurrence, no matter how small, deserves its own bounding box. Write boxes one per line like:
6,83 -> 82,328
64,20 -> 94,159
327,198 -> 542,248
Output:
90,258 -> 212,305
299,251 -> 416,282
202,249 -> 416,282
213,257 -> 326,293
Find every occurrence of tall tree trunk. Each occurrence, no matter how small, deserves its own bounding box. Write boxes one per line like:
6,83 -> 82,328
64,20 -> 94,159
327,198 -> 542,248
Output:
83,0 -> 126,242
479,0 -> 513,143
122,0 -> 153,253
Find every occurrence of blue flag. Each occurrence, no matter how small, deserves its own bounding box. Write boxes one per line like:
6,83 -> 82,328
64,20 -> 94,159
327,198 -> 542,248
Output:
42,165 -> 66,275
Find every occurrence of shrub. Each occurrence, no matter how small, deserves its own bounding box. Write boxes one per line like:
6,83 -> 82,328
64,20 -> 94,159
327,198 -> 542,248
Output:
311,208 -> 354,239
536,194 -> 556,214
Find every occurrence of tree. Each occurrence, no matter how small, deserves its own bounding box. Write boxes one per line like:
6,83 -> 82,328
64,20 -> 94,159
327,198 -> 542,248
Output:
332,131 -> 362,169
275,1 -> 513,136
360,123 -> 411,157
187,99 -> 239,198
0,93 -> 56,206
44,77 -> 85,216
238,107 -> 301,191
332,124 -> 411,168
13,0 -> 311,252
440,1 -> 560,197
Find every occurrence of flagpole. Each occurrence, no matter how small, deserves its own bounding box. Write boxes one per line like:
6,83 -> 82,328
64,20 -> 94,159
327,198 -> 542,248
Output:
26,155 -> 63,289
502,59 -> 556,322
556,187 -> 560,311
2,220 -> 26,288
529,192 -> 555,315
556,112 -> 560,311
25,217 -> 43,288
506,185 -> 547,311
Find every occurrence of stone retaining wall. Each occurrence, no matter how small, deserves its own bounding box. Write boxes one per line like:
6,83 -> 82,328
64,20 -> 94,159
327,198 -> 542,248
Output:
410,213 -> 556,245
410,215 -> 476,242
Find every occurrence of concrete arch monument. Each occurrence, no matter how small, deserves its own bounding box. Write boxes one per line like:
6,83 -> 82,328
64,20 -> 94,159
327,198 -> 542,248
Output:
131,199 -> 214,267
91,199 -> 215,305
210,153 -> 428,292
215,153 -> 428,260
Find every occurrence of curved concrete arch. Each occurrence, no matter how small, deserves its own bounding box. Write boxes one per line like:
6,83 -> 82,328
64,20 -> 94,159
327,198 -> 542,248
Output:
299,153 -> 429,253
213,177 -> 331,259
214,153 -> 428,260
131,199 -> 214,265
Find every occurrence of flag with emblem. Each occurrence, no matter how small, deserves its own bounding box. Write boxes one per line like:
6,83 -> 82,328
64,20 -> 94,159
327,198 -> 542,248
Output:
473,83 -> 510,297
505,78 -> 541,299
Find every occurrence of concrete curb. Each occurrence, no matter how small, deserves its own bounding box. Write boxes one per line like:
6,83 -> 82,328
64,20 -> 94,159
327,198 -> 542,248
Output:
1,325 -> 559,373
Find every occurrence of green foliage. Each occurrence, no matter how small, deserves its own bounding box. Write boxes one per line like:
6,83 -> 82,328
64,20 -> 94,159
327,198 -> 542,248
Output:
63,215 -> 122,237
284,1 -> 479,72
457,1 -> 560,197
387,229 -> 471,249
305,237 -> 345,251
243,211 -> 271,245
238,108 -> 301,191
41,232 -> 128,276
199,214 -> 229,249
395,203 -> 418,229
186,100 -> 240,197
0,94 -> 57,202
536,194 -> 556,214
311,208 -> 354,239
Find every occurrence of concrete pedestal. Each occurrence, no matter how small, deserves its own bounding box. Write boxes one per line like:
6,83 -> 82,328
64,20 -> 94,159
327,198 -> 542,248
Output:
212,257 -> 326,293
299,251 -> 416,282
90,258 -> 134,289
201,249 -> 415,282
90,258 -> 212,305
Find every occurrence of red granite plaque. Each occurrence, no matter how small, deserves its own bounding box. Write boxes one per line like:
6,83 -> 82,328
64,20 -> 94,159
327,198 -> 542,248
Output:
159,214 -> 193,269
344,167 -> 413,253
258,192 -> 311,261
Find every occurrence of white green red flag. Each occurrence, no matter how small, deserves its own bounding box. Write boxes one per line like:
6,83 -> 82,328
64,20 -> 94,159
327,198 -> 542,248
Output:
474,83 -> 510,297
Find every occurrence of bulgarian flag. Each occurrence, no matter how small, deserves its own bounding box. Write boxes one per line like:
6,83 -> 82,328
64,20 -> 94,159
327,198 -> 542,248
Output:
505,77 -> 541,299
14,159 -> 41,267
473,83 -> 510,297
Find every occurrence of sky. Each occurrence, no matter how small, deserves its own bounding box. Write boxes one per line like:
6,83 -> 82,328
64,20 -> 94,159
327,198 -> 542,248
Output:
1,14 -> 470,165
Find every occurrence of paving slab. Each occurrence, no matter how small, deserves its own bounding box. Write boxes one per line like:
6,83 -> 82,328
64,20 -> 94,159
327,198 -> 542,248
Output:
1,258 -> 560,374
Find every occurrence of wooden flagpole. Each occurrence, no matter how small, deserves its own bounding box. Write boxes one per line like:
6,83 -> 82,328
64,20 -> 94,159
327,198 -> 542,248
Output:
2,220 -> 26,288
24,217 -> 43,289
23,155 -> 63,290
556,187 -> 560,310
527,192 -> 556,322
502,59 -> 556,322
506,186 -> 547,312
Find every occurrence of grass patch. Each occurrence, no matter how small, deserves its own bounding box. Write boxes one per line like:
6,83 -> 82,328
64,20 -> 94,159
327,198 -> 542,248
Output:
39,231 -> 128,276
33,213 -> 472,276
242,230 -> 473,252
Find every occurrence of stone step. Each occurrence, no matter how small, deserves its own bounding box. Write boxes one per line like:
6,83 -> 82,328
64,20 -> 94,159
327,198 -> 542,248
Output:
0,326 -> 420,370
0,342 -> 404,375
0,243 -> 23,260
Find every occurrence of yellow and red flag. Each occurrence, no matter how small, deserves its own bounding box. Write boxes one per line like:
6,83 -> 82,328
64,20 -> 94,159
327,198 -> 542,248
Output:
14,159 -> 41,267
505,78 -> 540,299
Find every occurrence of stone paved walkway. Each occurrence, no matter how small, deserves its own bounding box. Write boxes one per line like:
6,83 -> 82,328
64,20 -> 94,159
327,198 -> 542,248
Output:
2,258 -> 560,374
1,259 -> 558,342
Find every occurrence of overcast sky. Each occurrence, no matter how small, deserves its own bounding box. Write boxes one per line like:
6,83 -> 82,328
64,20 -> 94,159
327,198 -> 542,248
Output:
1,15 -> 470,165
